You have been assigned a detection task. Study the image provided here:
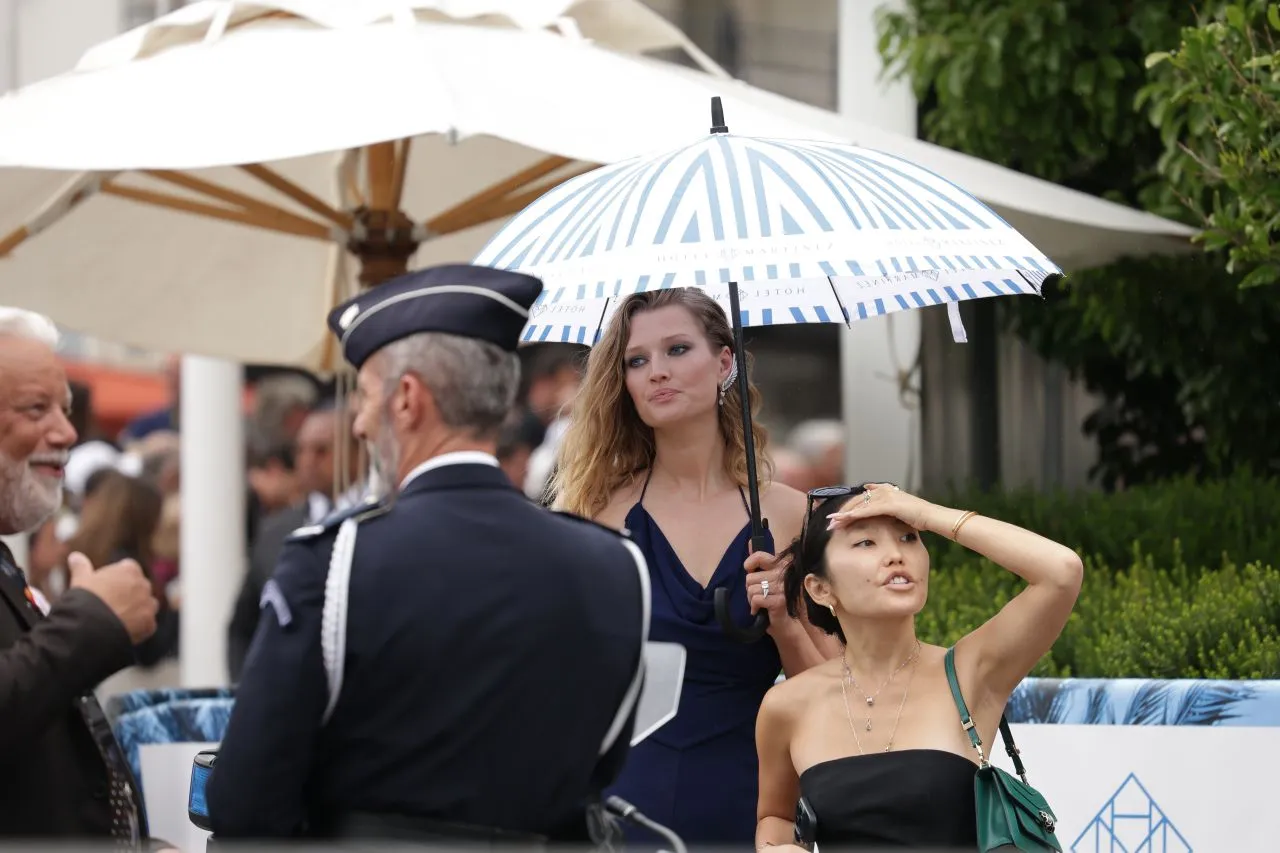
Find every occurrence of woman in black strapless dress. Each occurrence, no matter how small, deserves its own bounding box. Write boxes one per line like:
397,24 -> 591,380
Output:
753,482 -> 1083,850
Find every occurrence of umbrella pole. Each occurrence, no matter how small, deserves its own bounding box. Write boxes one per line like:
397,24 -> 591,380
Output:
714,280 -> 771,644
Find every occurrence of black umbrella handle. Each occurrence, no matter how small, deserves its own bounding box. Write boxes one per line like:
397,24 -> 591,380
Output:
715,524 -> 773,643
715,589 -> 770,643
715,279 -> 773,644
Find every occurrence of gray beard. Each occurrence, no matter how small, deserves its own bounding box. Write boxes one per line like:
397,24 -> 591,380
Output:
0,455 -> 61,535
367,431 -> 400,501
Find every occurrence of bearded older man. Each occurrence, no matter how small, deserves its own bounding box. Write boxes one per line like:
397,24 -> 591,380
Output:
0,307 -> 167,847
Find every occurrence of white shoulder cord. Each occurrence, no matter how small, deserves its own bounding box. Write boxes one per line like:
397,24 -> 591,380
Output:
320,516 -> 359,726
597,537 -> 652,756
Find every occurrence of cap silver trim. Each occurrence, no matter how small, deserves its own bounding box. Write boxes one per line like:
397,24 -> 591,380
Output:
338,284 -> 532,347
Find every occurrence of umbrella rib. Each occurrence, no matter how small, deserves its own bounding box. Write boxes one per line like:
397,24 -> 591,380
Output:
100,182 -> 333,242
426,159 -> 596,237
238,164 -> 354,231
483,166 -> 600,226
143,169 -> 336,237
366,142 -> 397,211
0,171 -> 110,258
389,139 -> 410,213
424,155 -> 575,235
0,226 -> 31,258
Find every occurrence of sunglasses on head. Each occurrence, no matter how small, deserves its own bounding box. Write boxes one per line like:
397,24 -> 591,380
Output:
800,483 -> 873,546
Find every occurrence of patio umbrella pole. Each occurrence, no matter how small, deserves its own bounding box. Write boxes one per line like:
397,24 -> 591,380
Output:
714,280 -> 771,644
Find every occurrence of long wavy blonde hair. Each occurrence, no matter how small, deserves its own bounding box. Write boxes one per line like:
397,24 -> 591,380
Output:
550,288 -> 772,519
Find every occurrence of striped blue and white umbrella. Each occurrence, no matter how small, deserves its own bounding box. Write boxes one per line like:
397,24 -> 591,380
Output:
474,99 -> 1060,643
474,100 -> 1060,346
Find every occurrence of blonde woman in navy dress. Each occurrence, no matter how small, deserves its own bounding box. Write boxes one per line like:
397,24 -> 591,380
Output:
550,288 -> 841,846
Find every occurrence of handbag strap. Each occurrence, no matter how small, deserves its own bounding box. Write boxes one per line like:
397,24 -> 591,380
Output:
943,646 -> 1029,784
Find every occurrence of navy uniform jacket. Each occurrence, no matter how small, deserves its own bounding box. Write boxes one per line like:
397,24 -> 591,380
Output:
206,455 -> 648,839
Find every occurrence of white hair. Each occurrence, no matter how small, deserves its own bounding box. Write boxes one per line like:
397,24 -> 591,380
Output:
786,418 -> 846,464
378,332 -> 519,438
0,306 -> 59,349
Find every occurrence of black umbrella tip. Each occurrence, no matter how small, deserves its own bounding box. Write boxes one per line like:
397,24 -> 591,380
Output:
710,96 -> 728,134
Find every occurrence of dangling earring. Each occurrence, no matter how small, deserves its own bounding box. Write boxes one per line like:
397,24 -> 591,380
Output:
719,360 -> 739,407
827,603 -> 837,618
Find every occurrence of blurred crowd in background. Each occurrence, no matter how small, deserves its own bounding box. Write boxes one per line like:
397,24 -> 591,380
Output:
23,343 -> 848,692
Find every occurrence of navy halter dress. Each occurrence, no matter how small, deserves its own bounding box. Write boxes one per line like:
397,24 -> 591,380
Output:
606,473 -> 782,846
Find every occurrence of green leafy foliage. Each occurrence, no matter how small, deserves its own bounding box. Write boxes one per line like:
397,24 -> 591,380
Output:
1138,2 -> 1280,285
875,1 -> 1194,201
924,468 -> 1280,572
920,549 -> 1280,679
1002,256 -> 1280,486
876,0 -> 1280,485
915,473 -> 1280,678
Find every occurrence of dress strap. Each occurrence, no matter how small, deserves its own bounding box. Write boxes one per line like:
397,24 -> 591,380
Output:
638,468 -> 655,504
736,486 -> 750,517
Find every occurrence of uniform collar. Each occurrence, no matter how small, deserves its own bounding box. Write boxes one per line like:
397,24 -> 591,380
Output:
399,450 -> 500,491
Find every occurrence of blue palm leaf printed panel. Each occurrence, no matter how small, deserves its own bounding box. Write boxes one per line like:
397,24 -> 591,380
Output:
104,686 -> 233,721
474,134 -> 1060,326
1005,678 -> 1277,726
110,695 -> 234,784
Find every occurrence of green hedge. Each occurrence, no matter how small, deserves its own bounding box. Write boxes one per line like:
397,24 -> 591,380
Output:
923,469 -> 1280,573
918,545 -> 1280,679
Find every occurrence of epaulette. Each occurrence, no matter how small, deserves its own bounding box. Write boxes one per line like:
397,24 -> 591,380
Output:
549,509 -> 633,541
287,496 -> 387,542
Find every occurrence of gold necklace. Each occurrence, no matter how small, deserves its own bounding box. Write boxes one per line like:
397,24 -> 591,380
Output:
842,639 -> 921,715
840,652 -> 918,753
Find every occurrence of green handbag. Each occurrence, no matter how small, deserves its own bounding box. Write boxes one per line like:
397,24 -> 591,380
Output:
944,647 -> 1062,852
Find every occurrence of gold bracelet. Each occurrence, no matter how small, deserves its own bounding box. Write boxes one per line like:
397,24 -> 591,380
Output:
951,510 -> 978,540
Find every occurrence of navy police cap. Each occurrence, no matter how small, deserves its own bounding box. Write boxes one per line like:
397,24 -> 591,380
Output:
326,263 -> 543,370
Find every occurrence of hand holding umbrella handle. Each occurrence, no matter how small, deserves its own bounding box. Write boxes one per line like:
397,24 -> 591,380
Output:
714,523 -> 772,644
714,588 -> 769,643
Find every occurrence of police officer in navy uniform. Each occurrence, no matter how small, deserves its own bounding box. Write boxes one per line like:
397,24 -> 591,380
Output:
205,264 -> 650,844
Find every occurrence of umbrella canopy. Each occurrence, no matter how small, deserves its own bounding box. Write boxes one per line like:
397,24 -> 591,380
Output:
475,102 -> 1058,346
0,0 -> 1193,370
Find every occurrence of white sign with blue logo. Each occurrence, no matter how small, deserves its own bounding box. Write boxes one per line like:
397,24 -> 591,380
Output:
992,721 -> 1273,851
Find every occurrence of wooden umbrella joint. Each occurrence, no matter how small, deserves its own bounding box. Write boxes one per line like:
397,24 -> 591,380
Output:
347,206 -> 421,289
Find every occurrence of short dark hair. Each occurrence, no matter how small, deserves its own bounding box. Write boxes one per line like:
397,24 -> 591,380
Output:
496,409 -> 543,460
68,381 -> 92,438
517,344 -> 585,400
781,486 -> 875,645
244,423 -> 295,470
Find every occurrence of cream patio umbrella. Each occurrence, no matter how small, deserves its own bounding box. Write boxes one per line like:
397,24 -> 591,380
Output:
0,0 -> 739,369
0,0 -> 1194,373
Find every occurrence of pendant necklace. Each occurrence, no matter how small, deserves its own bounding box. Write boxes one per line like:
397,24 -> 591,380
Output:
842,639 -> 921,720
841,651 -> 919,754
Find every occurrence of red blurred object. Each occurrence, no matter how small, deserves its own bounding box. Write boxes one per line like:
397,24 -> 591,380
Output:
61,360 -> 169,440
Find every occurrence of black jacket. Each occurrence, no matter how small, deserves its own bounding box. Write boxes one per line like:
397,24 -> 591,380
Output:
0,548 -> 143,839
208,461 -> 647,840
